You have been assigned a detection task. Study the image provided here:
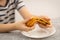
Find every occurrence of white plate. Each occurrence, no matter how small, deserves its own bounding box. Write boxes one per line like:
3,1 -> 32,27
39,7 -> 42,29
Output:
21,24 -> 56,38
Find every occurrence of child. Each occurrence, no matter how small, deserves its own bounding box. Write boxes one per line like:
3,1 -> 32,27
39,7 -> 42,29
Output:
0,0 -> 51,32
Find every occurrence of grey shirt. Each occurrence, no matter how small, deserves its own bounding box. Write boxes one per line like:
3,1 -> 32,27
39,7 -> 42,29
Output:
0,0 -> 24,24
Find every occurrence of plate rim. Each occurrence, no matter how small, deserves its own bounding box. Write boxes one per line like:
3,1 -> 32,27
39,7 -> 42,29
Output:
21,27 -> 56,38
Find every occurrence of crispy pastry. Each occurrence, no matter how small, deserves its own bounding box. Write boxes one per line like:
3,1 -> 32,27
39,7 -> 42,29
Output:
37,18 -> 50,26
25,18 -> 37,27
25,17 -> 50,27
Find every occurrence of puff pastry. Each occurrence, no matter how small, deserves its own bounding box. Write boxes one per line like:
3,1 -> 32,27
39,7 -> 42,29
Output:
25,17 -> 50,27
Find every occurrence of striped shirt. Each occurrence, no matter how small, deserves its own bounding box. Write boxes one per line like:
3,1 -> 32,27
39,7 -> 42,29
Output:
0,0 -> 25,24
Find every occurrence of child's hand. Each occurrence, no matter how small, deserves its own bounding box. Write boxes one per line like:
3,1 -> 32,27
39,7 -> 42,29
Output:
37,16 -> 52,28
14,19 -> 35,32
31,15 -> 52,28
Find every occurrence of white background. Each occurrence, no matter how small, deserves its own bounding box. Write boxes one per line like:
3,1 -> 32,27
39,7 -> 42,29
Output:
15,0 -> 60,21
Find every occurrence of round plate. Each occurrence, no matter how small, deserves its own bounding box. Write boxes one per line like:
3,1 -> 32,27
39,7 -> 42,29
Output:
21,25 -> 56,38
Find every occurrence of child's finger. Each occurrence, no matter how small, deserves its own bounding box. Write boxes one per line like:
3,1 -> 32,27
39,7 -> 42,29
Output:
22,26 -> 35,32
38,24 -> 47,28
20,22 -> 35,32
28,24 -> 35,30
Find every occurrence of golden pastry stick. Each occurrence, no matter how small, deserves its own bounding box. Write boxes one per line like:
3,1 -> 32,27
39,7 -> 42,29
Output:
38,20 -> 46,26
25,17 -> 50,27
31,17 -> 50,26
38,18 -> 50,26
25,18 -> 37,27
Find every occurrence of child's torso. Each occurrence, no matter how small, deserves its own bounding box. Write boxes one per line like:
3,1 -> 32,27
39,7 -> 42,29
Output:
0,0 -> 16,24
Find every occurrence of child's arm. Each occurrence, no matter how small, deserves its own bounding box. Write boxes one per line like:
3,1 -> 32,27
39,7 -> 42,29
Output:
16,0 -> 32,19
0,23 -> 15,32
18,6 -> 32,19
0,19 -> 34,32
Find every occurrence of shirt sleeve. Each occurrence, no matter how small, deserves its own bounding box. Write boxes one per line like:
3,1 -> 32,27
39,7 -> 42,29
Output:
16,0 -> 25,11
